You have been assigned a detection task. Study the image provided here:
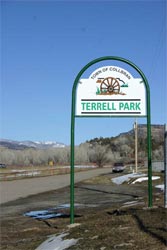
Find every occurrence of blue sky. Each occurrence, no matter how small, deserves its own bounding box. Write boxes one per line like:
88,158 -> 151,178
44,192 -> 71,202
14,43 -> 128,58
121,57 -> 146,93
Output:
1,0 -> 166,145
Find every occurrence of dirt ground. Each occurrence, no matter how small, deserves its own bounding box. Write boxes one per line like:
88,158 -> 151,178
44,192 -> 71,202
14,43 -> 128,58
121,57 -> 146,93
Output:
0,172 -> 167,250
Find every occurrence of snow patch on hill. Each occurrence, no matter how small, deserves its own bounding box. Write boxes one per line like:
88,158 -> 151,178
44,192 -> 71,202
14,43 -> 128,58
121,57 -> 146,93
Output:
0,139 -> 66,149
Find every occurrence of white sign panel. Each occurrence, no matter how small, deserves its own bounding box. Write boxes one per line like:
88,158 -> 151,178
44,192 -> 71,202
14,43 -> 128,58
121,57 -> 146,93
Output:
76,66 -> 146,116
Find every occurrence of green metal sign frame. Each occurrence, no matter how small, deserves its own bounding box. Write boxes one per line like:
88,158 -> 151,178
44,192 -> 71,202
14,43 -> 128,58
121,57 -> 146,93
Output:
70,56 -> 152,224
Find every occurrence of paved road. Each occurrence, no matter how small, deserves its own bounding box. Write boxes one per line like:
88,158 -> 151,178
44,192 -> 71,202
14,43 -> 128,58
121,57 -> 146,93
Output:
0,167 -> 113,204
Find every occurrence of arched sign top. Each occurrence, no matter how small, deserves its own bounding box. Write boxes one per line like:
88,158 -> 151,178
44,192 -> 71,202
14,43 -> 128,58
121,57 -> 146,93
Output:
72,56 -> 150,118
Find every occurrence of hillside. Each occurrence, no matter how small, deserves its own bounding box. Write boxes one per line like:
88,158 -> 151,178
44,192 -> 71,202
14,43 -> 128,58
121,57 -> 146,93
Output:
86,124 -> 164,165
87,124 -> 164,151
0,139 -> 66,150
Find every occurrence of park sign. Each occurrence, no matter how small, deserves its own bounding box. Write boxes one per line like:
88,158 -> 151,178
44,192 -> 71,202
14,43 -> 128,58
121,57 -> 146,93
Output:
70,56 -> 152,224
76,66 -> 146,116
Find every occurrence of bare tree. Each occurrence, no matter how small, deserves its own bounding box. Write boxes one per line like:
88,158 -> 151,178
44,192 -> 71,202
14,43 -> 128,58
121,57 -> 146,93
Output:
75,143 -> 90,164
89,145 -> 109,167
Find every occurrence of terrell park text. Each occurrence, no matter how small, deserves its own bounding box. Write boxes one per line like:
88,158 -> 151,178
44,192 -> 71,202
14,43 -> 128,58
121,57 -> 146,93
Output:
80,101 -> 141,113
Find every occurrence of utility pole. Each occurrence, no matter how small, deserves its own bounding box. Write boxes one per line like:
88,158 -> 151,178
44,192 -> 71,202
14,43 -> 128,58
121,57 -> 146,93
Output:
134,119 -> 138,173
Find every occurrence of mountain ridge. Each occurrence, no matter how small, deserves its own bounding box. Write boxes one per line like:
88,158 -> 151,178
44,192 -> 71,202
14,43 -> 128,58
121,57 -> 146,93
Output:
0,139 -> 66,150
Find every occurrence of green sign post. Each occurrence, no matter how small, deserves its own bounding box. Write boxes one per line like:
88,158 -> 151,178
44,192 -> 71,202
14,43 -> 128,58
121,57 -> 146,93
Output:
70,56 -> 152,224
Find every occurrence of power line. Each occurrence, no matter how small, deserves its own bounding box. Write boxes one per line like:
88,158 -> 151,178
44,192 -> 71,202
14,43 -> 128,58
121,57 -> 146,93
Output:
148,14 -> 166,80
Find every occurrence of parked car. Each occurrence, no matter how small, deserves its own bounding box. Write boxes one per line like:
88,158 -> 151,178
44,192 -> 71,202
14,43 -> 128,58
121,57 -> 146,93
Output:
112,162 -> 125,173
0,163 -> 7,168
